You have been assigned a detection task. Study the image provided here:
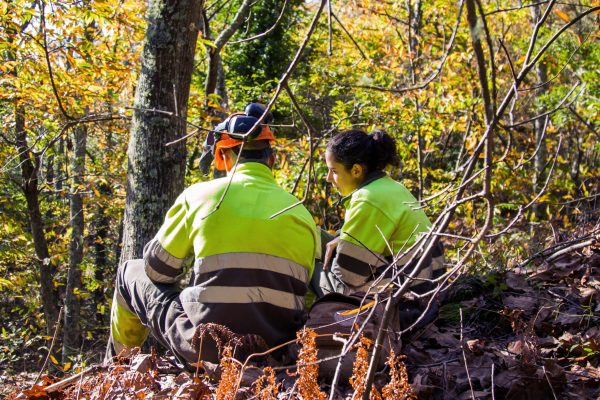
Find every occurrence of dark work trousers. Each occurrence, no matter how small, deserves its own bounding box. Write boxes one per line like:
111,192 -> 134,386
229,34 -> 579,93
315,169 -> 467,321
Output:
105,259 -> 220,368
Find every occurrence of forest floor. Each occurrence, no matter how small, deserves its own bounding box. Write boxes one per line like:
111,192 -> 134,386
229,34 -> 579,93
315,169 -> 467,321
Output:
4,225 -> 599,399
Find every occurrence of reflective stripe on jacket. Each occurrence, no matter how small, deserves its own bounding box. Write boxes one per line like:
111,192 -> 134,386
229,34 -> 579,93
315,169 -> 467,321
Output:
331,173 -> 441,293
143,162 -> 319,345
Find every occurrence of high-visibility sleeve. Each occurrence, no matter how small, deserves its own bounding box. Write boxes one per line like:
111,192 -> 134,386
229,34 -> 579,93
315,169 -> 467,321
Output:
143,192 -> 192,284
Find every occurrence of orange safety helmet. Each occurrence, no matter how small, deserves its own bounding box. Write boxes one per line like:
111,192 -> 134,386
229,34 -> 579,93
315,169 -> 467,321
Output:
198,103 -> 276,174
214,124 -> 276,171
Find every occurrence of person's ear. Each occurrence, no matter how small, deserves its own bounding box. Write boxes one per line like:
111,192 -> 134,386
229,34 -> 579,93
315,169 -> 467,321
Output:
267,153 -> 275,168
351,163 -> 364,179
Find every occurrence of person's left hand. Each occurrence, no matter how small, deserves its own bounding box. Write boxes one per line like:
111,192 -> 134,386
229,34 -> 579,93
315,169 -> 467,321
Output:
323,236 -> 340,271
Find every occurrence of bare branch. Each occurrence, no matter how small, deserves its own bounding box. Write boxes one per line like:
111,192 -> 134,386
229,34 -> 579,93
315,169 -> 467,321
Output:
515,228 -> 599,268
229,0 -> 290,44
484,1 -> 550,16
268,83 -> 322,219
498,38 -> 518,86
40,0 -> 76,121
524,0 -> 557,66
327,0 -> 332,55
466,0 -> 493,124
475,0 -> 497,115
213,0 -> 254,51
202,0 -> 328,219
460,308 -> 477,400
486,134 -> 564,238
331,11 -> 368,61
527,5 -> 600,70
351,0 -> 464,94
569,106 -> 599,136
33,307 -> 63,386
519,29 -> 593,92
506,81 -> 582,128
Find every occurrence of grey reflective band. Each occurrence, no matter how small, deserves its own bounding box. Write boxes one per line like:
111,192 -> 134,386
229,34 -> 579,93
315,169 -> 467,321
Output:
332,263 -> 372,287
115,292 -> 133,312
192,285 -> 304,310
337,239 -> 387,267
145,238 -> 187,270
143,238 -> 186,283
194,252 -> 309,283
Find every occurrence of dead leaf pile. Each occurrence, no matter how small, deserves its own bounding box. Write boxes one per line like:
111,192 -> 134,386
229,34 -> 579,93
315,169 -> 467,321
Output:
404,248 -> 600,399
6,239 -> 599,399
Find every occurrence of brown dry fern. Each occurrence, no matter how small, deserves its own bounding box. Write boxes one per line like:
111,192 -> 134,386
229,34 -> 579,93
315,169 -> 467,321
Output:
253,366 -> 280,400
350,336 -> 381,400
381,350 -> 415,400
295,328 -> 326,400
215,346 -> 240,400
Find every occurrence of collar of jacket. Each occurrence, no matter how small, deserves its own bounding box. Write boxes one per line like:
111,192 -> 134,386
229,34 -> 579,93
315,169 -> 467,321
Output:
336,170 -> 387,207
226,161 -> 274,178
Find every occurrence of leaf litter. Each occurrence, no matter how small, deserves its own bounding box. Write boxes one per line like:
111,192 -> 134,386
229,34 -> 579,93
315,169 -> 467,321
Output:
6,232 -> 599,399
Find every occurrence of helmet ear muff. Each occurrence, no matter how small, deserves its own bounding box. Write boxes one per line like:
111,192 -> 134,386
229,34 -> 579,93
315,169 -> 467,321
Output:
215,103 -> 272,139
214,112 -> 245,135
244,103 -> 273,124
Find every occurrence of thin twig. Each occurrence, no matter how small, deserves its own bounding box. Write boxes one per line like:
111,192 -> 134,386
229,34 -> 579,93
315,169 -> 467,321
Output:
460,308 -> 476,400
487,133 -> 564,238
327,0 -> 332,55
546,237 -> 598,262
568,106 -> 598,136
351,0 -> 464,94
44,365 -> 103,394
519,29 -> 592,92
39,1 -> 76,121
33,306 -> 64,387
498,38 -> 518,88
331,11 -> 368,60
491,362 -> 496,400
229,0 -> 290,44
524,0 -> 556,66
269,84 -> 321,219
526,5 -> 600,71
484,1 -> 549,16
506,82 -> 582,128
203,0 -> 328,219
542,365 -> 559,400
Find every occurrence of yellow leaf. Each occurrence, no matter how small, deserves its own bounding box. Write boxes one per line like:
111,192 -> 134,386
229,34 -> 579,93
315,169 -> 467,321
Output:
554,9 -> 570,23
50,355 -> 59,365
63,362 -> 72,372
338,300 -> 376,316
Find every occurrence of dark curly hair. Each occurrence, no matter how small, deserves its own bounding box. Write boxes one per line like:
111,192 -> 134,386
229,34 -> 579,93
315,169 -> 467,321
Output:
327,129 -> 399,173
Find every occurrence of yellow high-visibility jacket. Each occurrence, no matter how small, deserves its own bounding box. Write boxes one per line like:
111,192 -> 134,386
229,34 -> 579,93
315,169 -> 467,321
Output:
116,162 -> 320,347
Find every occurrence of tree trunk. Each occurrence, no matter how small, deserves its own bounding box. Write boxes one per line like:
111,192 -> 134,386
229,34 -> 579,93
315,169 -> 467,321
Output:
531,5 -> 548,220
119,0 -> 203,264
63,123 -> 87,361
465,0 -> 493,126
94,181 -> 111,325
203,0 -> 254,108
15,103 -> 60,335
407,0 -> 424,200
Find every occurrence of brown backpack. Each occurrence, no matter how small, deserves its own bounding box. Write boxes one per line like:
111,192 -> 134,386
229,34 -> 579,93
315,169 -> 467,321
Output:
304,292 -> 402,380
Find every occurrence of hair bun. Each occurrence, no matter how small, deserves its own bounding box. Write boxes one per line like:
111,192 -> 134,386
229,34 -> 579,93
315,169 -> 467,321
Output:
327,129 -> 399,173
370,130 -> 398,169
370,130 -> 385,142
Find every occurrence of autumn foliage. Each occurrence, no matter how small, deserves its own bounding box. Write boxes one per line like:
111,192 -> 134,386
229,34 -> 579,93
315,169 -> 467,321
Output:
1,0 -> 599,398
